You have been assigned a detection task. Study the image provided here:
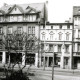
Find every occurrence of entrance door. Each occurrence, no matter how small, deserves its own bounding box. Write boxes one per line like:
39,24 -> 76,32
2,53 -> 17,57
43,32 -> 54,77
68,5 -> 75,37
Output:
49,57 -> 53,67
0,52 -> 2,63
74,57 -> 80,69
64,57 -> 69,69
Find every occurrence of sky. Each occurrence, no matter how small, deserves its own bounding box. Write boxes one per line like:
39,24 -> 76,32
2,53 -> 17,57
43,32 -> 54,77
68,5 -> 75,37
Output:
0,0 -> 80,23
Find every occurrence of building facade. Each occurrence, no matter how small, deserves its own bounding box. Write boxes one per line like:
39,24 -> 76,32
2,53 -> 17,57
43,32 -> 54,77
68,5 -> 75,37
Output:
40,23 -> 73,69
0,2 -> 48,66
0,2 -> 80,69
73,6 -> 80,69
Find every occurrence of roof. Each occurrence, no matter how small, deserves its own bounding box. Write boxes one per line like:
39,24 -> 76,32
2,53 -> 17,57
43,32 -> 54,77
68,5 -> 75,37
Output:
41,22 -> 73,25
73,6 -> 80,16
0,3 -> 47,20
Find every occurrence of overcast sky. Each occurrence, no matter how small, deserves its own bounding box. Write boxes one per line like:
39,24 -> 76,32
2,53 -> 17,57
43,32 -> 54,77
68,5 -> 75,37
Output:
0,0 -> 80,23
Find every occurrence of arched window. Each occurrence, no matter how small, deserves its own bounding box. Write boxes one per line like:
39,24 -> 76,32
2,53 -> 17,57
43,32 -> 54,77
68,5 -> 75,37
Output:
58,32 -> 62,40
42,32 -> 45,40
49,31 -> 54,40
66,32 -> 70,40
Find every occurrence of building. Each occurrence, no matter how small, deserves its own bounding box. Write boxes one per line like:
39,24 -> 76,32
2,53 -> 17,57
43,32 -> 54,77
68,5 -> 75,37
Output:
40,22 -> 73,69
0,2 -> 80,69
0,2 -> 48,66
73,6 -> 80,69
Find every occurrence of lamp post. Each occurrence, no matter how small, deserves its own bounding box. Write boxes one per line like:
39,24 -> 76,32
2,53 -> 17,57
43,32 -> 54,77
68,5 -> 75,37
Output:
52,45 -> 55,80
38,20 -> 40,68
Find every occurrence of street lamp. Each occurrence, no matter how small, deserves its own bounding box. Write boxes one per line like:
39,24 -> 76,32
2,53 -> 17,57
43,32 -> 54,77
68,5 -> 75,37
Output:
52,45 -> 56,80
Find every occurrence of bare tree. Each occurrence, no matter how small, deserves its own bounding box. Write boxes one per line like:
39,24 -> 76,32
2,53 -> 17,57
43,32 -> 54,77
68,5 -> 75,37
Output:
2,30 -> 38,78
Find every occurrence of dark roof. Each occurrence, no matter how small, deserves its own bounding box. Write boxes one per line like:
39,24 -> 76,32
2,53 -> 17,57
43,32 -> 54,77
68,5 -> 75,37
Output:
0,3 -> 46,19
73,6 -> 80,16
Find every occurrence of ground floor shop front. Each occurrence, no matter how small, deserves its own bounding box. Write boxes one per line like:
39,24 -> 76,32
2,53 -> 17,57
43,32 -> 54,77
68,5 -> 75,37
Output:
0,51 -> 79,69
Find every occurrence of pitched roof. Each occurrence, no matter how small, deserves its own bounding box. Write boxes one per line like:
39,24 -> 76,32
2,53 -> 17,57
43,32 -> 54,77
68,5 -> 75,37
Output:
73,6 -> 80,16
0,3 -> 45,19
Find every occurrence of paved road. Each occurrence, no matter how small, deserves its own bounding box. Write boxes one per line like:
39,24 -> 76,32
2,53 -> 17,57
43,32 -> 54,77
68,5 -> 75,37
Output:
28,68 -> 80,80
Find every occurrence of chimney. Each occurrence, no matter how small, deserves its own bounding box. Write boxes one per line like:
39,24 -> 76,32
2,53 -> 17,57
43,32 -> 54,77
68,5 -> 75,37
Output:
4,3 -> 8,7
69,18 -> 72,23
45,1 -> 48,21
4,3 -> 8,10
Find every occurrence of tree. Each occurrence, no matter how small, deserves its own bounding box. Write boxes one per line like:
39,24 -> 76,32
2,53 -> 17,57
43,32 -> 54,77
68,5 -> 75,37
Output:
2,30 -> 38,79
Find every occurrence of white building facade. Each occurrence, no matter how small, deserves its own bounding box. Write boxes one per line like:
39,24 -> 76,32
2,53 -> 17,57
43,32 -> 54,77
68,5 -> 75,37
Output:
40,23 -> 73,69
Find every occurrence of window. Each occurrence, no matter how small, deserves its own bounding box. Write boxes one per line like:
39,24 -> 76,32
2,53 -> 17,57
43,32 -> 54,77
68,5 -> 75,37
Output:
10,16 -> 14,21
49,44 -> 53,52
8,27 -> 12,34
78,30 -> 80,38
28,26 -> 31,34
17,16 -> 22,21
28,26 -> 35,35
7,40 -> 12,47
50,34 -> 53,40
66,32 -> 70,40
51,26 -> 53,29
50,31 -> 54,40
17,27 -> 22,34
32,27 -> 35,34
18,40 -> 22,46
0,27 -> 2,34
42,34 -> 45,40
59,25 -> 62,29
67,25 -> 70,29
78,44 -> 80,51
58,45 -> 62,52
65,45 -> 69,52
58,32 -> 62,40
14,16 -> 17,21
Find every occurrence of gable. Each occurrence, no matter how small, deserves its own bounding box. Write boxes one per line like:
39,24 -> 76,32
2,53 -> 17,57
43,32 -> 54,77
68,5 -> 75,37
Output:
25,6 -> 37,13
9,7 -> 22,14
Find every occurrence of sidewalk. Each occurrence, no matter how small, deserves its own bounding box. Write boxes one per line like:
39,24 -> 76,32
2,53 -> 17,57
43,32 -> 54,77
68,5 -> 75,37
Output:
1,64 -> 80,73
29,65 -> 80,73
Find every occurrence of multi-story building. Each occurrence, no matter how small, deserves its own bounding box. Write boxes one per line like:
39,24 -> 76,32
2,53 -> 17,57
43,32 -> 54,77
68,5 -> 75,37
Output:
73,6 -> 80,69
40,22 -> 73,69
0,2 -> 48,66
0,2 -> 80,69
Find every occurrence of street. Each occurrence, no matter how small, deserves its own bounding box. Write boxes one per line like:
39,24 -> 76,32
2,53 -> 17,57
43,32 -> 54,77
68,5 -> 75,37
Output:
28,67 -> 80,80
